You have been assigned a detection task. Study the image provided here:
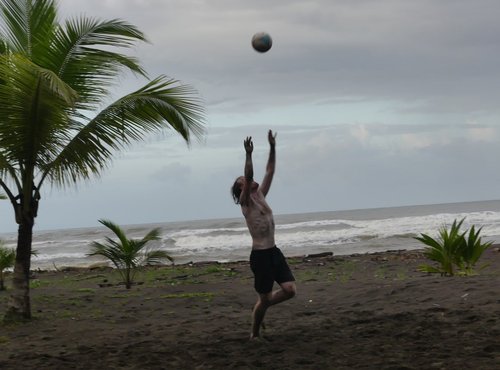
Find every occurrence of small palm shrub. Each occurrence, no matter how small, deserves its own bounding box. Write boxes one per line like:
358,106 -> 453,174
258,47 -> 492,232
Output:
458,224 -> 493,275
88,219 -> 173,289
0,245 -> 16,291
415,218 -> 492,276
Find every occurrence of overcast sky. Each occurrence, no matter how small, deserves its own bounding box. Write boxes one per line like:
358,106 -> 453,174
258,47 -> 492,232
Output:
1,0 -> 500,232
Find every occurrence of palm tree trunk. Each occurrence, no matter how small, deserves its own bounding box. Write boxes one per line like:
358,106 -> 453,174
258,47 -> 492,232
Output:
126,267 -> 131,289
3,219 -> 33,322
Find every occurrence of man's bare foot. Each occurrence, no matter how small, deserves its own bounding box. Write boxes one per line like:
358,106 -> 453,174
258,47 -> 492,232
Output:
249,334 -> 268,342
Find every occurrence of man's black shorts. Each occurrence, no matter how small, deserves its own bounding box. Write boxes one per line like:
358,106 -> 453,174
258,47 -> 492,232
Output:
250,246 -> 295,294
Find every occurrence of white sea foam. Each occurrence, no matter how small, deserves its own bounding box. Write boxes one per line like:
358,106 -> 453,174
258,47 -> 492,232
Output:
2,201 -> 499,269
169,211 -> 500,246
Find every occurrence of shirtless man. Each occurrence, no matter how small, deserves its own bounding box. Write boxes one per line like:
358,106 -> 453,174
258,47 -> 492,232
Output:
231,130 -> 296,339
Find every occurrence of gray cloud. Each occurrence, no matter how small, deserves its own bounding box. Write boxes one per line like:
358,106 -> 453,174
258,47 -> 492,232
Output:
58,0 -> 500,118
152,162 -> 192,184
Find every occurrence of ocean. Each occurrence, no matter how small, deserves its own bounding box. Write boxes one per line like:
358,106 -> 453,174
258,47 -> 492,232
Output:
2,200 -> 500,270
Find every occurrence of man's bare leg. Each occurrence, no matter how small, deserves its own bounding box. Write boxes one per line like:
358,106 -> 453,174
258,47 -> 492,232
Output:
251,294 -> 270,339
251,282 -> 296,338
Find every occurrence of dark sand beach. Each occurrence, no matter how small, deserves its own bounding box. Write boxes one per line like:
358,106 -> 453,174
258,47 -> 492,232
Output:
1,247 -> 500,369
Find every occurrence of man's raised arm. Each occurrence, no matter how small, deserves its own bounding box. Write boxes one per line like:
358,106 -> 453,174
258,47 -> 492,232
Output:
260,130 -> 276,196
240,136 -> 254,206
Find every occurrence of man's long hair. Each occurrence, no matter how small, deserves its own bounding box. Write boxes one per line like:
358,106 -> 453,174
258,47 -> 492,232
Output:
231,179 -> 242,204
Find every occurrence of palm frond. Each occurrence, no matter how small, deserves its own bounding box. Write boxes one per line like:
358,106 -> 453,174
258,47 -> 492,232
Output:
97,219 -> 129,248
42,76 -> 205,188
458,225 -> 493,274
0,38 -> 8,54
0,151 -> 21,188
140,228 -> 161,243
88,241 -> 126,270
0,52 -> 77,171
50,17 -> 148,108
0,0 -> 32,54
144,249 -> 173,265
0,0 -> 57,58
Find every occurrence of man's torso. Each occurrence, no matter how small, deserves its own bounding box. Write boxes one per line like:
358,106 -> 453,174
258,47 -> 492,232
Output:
242,190 -> 275,250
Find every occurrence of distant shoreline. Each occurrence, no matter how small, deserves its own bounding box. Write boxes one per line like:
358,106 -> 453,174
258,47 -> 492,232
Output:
1,198 -> 500,235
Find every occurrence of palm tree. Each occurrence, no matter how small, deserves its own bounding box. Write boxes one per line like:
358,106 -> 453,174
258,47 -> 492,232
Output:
88,219 -> 173,289
0,244 -> 16,290
0,0 -> 205,321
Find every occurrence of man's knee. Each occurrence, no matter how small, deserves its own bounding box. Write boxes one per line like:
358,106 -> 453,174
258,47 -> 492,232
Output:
282,282 -> 296,299
258,293 -> 273,308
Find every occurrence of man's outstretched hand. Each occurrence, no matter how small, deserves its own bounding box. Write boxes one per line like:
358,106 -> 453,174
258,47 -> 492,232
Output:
268,130 -> 277,147
244,136 -> 253,154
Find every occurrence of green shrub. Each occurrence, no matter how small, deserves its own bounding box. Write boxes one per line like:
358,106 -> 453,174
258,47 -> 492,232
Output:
88,219 -> 173,289
415,218 -> 492,276
0,245 -> 15,290
458,224 -> 493,275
